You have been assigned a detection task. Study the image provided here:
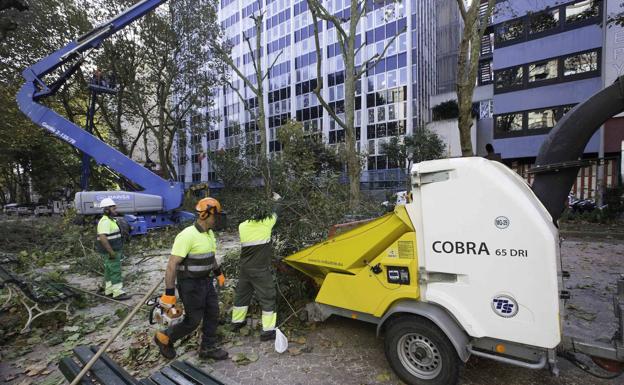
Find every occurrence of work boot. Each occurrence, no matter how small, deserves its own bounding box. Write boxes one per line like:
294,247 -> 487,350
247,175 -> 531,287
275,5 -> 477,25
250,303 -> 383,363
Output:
231,321 -> 247,332
112,293 -> 131,301
260,330 -> 276,341
199,346 -> 229,361
154,332 -> 176,359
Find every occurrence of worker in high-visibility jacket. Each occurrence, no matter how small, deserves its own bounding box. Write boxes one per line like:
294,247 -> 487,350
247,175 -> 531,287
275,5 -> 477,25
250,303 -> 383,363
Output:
96,198 -> 130,300
231,196 -> 279,341
154,197 -> 228,361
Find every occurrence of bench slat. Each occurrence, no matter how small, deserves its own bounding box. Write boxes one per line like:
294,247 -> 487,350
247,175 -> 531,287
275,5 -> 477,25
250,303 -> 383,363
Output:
172,361 -> 225,385
89,346 -> 139,385
148,372 -> 178,385
138,379 -> 159,385
73,346 -> 135,385
160,366 -> 196,385
58,357 -> 97,385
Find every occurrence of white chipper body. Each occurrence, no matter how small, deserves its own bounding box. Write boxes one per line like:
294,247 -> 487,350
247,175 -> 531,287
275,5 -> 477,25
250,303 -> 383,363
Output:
285,158 -> 623,384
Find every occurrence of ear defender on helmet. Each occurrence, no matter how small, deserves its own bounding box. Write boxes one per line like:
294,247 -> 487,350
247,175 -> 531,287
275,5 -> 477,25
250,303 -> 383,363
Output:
195,197 -> 222,220
198,206 -> 215,220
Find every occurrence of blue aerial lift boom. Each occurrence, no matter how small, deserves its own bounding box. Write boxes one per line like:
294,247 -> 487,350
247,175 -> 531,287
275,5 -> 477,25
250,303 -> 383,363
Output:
16,0 -> 194,234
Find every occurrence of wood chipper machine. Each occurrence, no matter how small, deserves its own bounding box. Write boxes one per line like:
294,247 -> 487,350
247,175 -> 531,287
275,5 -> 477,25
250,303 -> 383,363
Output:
284,77 -> 624,385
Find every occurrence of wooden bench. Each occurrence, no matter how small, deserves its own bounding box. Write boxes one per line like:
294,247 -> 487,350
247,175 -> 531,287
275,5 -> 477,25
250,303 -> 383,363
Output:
60,345 -> 232,385
0,264 -> 77,333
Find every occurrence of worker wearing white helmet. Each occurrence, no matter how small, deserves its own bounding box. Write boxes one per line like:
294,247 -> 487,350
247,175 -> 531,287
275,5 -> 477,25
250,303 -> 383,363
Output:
96,198 -> 130,300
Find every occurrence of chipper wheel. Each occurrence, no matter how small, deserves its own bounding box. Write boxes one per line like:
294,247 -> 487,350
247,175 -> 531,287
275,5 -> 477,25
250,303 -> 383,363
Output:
384,316 -> 462,385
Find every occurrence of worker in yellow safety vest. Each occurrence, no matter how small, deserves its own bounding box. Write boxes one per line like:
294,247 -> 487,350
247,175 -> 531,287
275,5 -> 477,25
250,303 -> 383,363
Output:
154,197 -> 228,360
231,193 -> 280,341
96,198 -> 130,300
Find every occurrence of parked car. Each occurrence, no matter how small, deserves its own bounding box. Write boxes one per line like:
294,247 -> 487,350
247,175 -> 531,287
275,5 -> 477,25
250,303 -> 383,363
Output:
17,206 -> 33,216
34,205 -> 53,216
4,203 -> 18,216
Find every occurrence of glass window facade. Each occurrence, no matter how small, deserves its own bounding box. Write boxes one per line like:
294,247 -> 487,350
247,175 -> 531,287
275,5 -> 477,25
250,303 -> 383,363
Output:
175,0 -> 437,181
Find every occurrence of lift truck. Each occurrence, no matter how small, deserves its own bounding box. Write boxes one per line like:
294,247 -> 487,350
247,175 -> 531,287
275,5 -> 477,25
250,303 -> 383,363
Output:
16,0 -> 193,235
285,78 -> 624,384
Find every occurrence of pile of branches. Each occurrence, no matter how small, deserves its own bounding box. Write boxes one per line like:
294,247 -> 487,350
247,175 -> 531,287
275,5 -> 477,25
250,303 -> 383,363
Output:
211,121 -> 383,315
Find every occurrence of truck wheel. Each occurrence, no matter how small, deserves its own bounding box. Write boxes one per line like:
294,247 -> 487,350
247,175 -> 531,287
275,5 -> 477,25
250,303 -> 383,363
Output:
384,316 -> 461,385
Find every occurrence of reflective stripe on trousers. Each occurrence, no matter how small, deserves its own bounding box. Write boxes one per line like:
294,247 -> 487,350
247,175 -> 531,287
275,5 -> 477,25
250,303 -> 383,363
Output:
261,311 -> 276,331
232,306 -> 248,323
105,281 -> 125,297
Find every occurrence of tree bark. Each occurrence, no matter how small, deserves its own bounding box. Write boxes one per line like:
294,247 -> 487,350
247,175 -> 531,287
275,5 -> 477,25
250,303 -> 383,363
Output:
455,0 -> 495,157
344,3 -> 360,208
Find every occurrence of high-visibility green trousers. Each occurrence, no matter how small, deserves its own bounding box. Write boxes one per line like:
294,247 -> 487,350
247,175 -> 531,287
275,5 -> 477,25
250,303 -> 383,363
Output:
101,250 -> 124,297
232,267 -> 276,331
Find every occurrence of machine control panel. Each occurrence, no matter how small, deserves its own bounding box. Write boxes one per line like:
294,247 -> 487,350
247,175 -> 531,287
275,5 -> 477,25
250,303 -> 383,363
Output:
387,266 -> 410,285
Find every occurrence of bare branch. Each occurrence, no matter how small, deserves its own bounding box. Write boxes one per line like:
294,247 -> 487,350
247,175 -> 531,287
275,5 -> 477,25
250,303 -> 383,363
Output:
227,80 -> 252,115
455,0 -> 468,21
354,1 -> 367,25
356,26 -> 405,80
243,33 -> 260,82
309,7 -> 347,130
262,49 -> 284,82
215,43 -> 258,94
307,0 -> 348,42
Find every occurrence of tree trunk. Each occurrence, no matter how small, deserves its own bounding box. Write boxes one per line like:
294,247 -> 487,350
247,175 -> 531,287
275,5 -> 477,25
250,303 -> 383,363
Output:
344,19 -> 360,208
455,0 -> 495,157
456,5 -> 477,157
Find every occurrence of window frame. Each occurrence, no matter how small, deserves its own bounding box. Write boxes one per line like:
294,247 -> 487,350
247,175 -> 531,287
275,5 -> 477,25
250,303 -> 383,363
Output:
493,0 -> 602,49
493,104 -> 576,139
493,48 -> 601,94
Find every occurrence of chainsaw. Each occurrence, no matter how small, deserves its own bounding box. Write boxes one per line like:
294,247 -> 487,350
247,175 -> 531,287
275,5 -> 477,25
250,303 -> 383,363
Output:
146,297 -> 185,327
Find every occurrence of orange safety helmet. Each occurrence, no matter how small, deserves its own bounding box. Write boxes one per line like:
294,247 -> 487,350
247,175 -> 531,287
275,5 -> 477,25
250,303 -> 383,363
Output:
195,197 -> 222,220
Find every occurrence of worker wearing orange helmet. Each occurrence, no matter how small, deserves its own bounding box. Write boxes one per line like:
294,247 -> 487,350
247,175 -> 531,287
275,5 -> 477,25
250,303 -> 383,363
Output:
154,197 -> 228,360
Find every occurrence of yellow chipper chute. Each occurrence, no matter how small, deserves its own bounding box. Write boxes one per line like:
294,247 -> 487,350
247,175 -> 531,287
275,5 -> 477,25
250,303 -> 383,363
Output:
284,205 -> 419,318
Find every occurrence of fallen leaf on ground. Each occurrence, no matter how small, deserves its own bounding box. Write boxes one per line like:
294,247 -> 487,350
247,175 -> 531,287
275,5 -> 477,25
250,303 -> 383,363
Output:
231,353 -> 247,363
288,347 -> 302,356
25,362 -> 47,376
294,336 -> 307,344
376,372 -> 391,382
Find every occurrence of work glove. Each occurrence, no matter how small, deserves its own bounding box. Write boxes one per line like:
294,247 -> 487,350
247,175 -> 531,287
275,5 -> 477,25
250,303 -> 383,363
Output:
159,289 -> 176,309
108,251 -> 116,260
217,273 -> 225,287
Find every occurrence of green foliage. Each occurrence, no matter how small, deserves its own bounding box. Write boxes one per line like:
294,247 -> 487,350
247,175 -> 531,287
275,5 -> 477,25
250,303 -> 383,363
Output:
382,127 -> 446,169
432,100 -> 459,121
604,186 -> 624,220
212,120 -> 383,255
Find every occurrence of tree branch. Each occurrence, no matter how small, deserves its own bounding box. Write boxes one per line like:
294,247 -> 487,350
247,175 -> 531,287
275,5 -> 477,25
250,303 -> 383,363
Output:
307,0 -> 348,42
455,0 -> 467,21
215,43 -> 258,94
310,7 -> 347,130
356,27 -> 405,80
243,32 -> 260,82
262,49 -> 284,82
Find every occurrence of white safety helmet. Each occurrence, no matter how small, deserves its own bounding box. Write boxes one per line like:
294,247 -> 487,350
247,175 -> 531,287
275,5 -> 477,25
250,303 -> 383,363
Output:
99,198 -> 116,209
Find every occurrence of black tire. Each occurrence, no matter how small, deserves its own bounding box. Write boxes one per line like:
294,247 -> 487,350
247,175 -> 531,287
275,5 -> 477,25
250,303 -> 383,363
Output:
384,316 -> 462,385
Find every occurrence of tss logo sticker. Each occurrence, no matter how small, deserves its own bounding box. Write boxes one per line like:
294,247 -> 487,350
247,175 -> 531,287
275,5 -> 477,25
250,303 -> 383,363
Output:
491,295 -> 518,318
